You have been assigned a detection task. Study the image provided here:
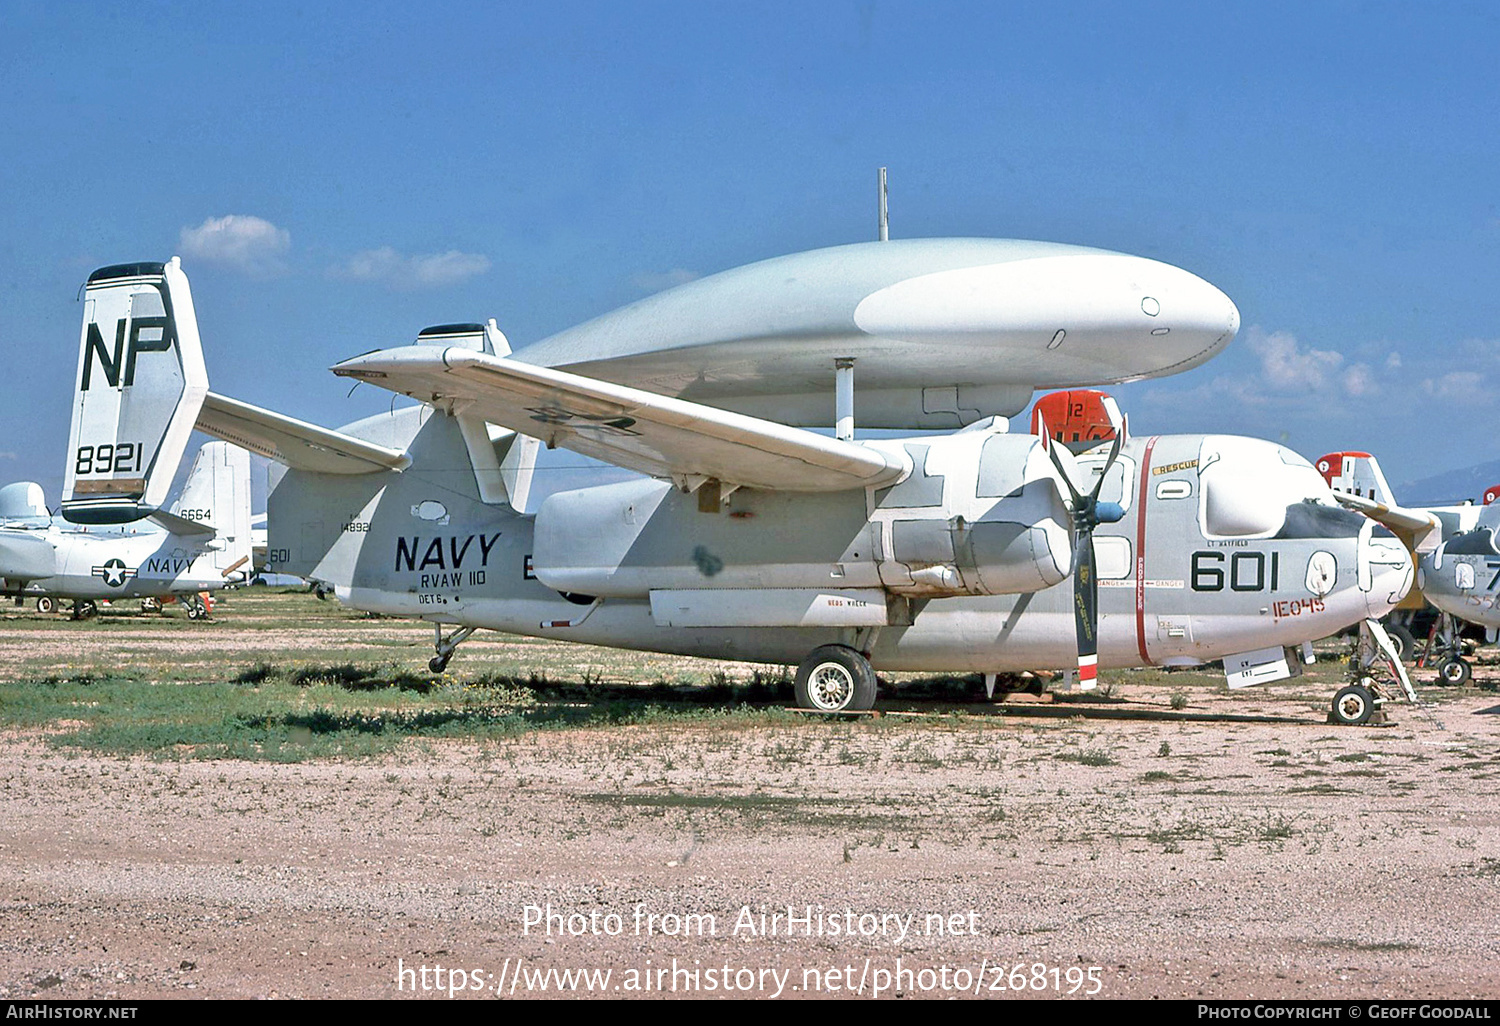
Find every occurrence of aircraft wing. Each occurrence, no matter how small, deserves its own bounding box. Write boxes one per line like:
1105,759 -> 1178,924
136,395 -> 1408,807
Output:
1333,490 -> 1443,552
196,392 -> 411,475
331,347 -> 910,492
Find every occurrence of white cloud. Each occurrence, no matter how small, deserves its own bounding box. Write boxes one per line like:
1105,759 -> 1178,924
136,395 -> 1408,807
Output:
630,268 -> 699,293
1343,363 -> 1379,397
333,247 -> 491,289
179,215 -> 290,274
1421,371 -> 1487,404
1244,326 -> 1344,391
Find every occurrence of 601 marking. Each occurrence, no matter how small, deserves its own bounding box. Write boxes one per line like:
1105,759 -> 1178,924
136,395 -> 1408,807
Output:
1191,550 -> 1280,592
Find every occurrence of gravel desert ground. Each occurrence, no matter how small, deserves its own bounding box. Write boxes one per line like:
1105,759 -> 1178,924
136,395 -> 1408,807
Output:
1,591 -> 1498,1001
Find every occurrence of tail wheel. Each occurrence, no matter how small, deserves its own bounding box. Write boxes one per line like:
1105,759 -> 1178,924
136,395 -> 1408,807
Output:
1331,684 -> 1375,726
1438,658 -> 1472,686
794,645 -> 877,712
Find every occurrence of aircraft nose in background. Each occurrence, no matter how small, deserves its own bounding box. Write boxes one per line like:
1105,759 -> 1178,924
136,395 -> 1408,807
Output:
1361,533 -> 1415,619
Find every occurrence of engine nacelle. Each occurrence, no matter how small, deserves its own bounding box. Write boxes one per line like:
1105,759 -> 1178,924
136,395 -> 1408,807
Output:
872,432 -> 1071,596
531,429 -> 1072,610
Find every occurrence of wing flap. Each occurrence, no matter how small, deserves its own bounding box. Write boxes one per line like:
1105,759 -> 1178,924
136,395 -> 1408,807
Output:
332,347 -> 909,492
196,392 -> 410,475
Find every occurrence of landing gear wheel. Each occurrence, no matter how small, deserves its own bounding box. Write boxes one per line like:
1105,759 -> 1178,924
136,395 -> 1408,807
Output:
36,597 -> 55,614
140,597 -> 162,614
794,645 -> 877,712
1438,658 -> 1472,686
428,624 -> 475,675
1331,684 -> 1375,726
1386,624 -> 1416,662
71,600 -> 98,621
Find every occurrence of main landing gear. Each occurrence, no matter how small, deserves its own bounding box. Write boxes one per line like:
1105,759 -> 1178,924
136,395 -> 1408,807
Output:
793,644 -> 877,712
429,624 -> 477,673
70,599 -> 97,621
182,593 -> 211,620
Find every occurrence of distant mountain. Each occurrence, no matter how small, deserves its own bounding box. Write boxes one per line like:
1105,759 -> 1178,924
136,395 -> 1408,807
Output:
1393,459 -> 1500,507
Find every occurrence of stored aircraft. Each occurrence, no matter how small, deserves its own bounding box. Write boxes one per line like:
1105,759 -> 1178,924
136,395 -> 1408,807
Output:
1322,451 -> 1500,683
1419,501 -> 1500,682
63,251 -> 1415,721
1,439 -> 253,618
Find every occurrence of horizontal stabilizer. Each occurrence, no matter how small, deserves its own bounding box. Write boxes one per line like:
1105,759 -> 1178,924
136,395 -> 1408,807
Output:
149,509 -> 215,537
331,346 -> 909,493
196,392 -> 411,474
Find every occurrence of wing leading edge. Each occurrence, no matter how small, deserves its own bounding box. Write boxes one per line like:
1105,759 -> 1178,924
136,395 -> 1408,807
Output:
331,346 -> 910,493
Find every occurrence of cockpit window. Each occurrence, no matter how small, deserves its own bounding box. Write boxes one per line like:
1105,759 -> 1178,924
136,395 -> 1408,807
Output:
1446,528 -> 1500,556
1274,501 -> 1366,539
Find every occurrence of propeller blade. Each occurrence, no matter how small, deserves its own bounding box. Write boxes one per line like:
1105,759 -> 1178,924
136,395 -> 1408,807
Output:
1037,397 -> 1127,692
1073,528 -> 1099,691
1088,420 -> 1127,504
1038,415 -> 1084,505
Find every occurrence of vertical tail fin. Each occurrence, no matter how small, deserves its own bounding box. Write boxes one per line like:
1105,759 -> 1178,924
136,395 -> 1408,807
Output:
170,442 -> 254,580
415,320 -> 537,512
62,258 -> 208,524
1315,451 -> 1395,504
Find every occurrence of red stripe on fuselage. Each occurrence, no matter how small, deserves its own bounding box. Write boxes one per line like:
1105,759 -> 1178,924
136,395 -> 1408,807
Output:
1135,436 -> 1160,665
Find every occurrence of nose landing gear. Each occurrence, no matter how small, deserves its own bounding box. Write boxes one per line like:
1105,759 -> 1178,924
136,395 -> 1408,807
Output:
1330,619 -> 1441,728
1330,682 -> 1382,726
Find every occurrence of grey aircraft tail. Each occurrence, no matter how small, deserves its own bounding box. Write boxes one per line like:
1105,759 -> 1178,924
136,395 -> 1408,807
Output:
61,259 -> 208,525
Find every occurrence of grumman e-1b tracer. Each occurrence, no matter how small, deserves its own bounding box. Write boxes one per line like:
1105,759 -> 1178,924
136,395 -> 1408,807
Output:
0,440 -> 253,619
68,251 -> 1414,722
6,259 -> 255,618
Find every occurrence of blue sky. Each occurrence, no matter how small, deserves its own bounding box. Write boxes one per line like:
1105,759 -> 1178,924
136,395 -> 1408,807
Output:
1,1 -> 1497,501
